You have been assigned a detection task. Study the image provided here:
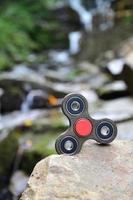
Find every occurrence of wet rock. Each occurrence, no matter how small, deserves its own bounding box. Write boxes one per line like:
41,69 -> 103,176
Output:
20,140 -> 133,200
0,65 -> 49,90
107,61 -> 133,96
97,80 -> 128,100
0,110 -> 49,132
0,65 -> 49,113
0,65 -> 67,113
120,64 -> 133,96
119,37 -> 133,64
10,171 -> 29,198
0,85 -> 23,113
106,37 -> 133,96
76,62 -> 110,87
92,97 -> 133,123
78,24 -> 133,63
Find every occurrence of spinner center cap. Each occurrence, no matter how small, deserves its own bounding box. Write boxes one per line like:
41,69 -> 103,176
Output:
74,118 -> 92,137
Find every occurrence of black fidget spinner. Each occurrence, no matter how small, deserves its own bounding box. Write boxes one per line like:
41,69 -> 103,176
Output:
55,93 -> 117,155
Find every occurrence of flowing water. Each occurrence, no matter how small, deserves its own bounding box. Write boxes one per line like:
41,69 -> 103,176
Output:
67,0 -> 114,55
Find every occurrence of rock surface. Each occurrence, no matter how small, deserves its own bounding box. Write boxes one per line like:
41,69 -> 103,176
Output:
20,140 -> 133,200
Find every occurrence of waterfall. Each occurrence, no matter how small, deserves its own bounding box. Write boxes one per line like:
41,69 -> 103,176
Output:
95,0 -> 114,30
67,0 -> 114,55
69,31 -> 81,54
67,0 -> 114,31
67,0 -> 93,31
21,90 -> 46,112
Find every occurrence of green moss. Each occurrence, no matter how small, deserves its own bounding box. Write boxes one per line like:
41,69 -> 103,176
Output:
31,133 -> 58,155
15,113 -> 66,174
0,52 -> 12,70
122,15 -> 133,25
67,68 -> 86,80
19,132 -> 58,174
0,133 -> 19,188
19,151 -> 42,175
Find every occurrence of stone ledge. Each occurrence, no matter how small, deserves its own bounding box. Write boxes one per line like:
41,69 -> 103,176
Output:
20,140 -> 133,200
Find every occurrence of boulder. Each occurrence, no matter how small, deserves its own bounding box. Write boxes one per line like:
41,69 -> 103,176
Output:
92,97 -> 133,123
97,80 -> 128,100
20,140 -> 133,200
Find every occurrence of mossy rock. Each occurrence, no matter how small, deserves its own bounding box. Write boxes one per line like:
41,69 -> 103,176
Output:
0,133 -> 19,189
0,83 -> 24,113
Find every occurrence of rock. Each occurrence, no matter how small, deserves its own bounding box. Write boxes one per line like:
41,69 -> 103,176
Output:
119,37 -> 133,64
120,37 -> 133,72
0,134 -> 18,189
20,140 -> 133,200
97,80 -> 128,100
0,65 -> 50,90
76,62 -> 110,87
120,64 -> 133,96
106,59 -> 133,96
106,37 -> 133,96
0,65 -> 69,113
92,97 -> 133,123
0,109 -> 49,132
78,24 -> 133,63
0,85 -> 23,113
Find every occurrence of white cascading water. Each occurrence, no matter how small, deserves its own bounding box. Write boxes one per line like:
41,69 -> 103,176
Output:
95,0 -> 114,30
21,90 -> 45,112
69,31 -> 81,55
67,0 -> 114,55
67,0 -> 93,31
67,0 -> 93,55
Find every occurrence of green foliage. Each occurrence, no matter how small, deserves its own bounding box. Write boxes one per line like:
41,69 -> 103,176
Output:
0,0 -> 64,71
0,3 -> 35,70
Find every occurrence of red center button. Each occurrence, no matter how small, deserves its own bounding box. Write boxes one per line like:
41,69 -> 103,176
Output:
74,118 -> 92,137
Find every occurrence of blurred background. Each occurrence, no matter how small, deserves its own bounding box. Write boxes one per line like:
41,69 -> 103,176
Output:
0,0 -> 133,199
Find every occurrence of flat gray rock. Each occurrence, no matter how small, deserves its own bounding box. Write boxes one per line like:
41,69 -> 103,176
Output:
20,140 -> 133,200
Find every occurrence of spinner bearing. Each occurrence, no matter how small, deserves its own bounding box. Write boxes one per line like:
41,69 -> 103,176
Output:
55,93 -> 117,155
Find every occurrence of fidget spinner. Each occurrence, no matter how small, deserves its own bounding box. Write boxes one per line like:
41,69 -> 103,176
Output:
55,93 -> 117,155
